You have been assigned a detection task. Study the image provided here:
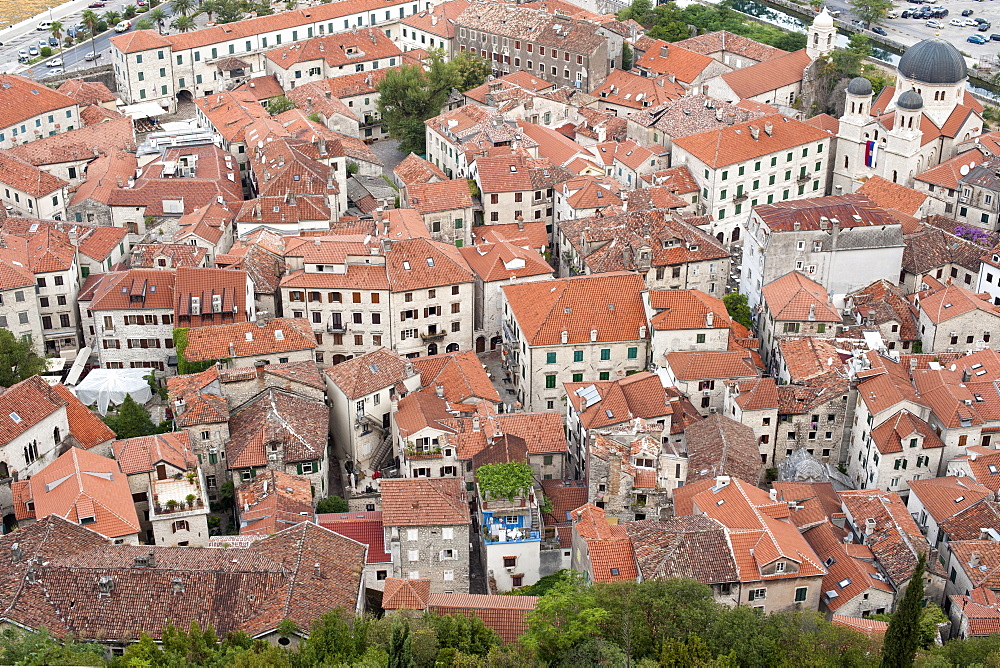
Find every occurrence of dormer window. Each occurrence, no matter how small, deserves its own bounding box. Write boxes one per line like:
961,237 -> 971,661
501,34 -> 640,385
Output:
775,562 -> 786,573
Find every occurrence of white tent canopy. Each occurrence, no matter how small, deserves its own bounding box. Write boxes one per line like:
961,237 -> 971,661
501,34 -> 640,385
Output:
73,368 -> 153,415
119,102 -> 168,119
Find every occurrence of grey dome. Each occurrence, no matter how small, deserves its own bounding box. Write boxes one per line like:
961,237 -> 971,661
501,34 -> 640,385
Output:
897,38 -> 967,84
847,76 -> 872,96
898,89 -> 924,110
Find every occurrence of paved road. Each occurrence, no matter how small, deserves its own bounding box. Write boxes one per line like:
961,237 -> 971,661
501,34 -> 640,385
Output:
827,0 -> 1000,65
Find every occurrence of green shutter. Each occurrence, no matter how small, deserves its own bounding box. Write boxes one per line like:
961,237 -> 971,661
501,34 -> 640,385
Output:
297,463 -> 303,475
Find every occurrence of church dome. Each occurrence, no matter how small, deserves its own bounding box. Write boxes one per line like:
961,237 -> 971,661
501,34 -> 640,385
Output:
813,7 -> 834,28
897,38 -> 967,84
897,89 -> 924,110
847,76 -> 872,96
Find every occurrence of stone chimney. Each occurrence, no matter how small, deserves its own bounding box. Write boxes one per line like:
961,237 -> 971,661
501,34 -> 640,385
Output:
660,44 -> 668,57
763,122 -> 773,136
706,311 -> 714,328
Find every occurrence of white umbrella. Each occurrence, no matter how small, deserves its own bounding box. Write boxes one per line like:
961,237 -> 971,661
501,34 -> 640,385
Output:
72,368 -> 154,415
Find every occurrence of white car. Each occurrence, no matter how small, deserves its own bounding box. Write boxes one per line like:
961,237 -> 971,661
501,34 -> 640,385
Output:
46,68 -> 63,76
966,19 -> 978,26
46,57 -> 62,67
926,19 -> 943,28
114,20 -> 131,32
950,18 -> 964,26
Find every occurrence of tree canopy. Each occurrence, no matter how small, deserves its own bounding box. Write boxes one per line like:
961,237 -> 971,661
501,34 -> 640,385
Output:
101,394 -> 170,439
476,461 -> 535,501
722,292 -> 754,330
315,495 -> 349,513
376,49 -> 490,155
0,329 -> 47,388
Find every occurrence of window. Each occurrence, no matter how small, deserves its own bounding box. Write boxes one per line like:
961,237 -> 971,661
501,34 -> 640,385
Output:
503,556 -> 517,567
408,550 -> 419,562
572,373 -> 583,382
627,347 -> 638,359
573,350 -> 583,362
546,352 -> 556,364
794,587 -> 808,602
600,348 -> 610,361
545,374 -> 556,389
748,588 -> 766,601
407,529 -> 418,541
697,333 -> 706,344
172,520 -> 189,533
443,527 -> 453,540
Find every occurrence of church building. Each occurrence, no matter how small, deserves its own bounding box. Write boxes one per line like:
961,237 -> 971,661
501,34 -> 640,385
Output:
833,39 -> 983,192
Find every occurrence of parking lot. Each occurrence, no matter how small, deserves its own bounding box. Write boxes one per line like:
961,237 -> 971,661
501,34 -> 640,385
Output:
826,0 -> 1000,65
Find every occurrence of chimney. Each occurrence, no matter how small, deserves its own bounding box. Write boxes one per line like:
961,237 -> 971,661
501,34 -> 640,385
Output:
10,543 -> 21,563
147,552 -> 156,568
971,552 -> 982,568
715,475 -> 730,489
255,360 -> 267,377
706,311 -> 714,328
473,415 -> 481,432
229,342 -> 236,357
313,562 -> 322,578
435,385 -> 444,398
769,488 -> 777,501
864,518 -> 876,540
660,44 -> 668,57
639,325 -> 646,339
306,96 -> 313,111
561,330 -> 568,344
749,125 -> 760,140
763,122 -> 773,136
808,304 -> 816,321
819,216 -> 829,230
171,577 -> 184,594
516,215 -> 524,231
590,329 -> 598,342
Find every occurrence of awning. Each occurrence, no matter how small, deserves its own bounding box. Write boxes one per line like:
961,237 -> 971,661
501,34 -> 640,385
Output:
119,102 -> 168,118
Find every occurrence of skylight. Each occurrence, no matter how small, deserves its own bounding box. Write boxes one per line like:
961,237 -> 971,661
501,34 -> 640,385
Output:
274,329 -> 285,341
402,261 -> 411,270
426,257 -> 435,267
838,578 -> 851,588
954,496 -> 966,503
9,412 -> 20,423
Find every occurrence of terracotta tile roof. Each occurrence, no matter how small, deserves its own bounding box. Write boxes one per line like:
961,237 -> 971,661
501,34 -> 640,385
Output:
394,153 -> 447,187
395,390 -> 455,440
0,515 -> 366,640
463,70 -> 554,105
385,236 -> 475,292
673,113 -> 827,168
380,477 -> 470,526
773,481 -> 842,529
640,165 -> 700,194
588,537 -> 639,583
625,515 -> 739,584
903,224 -> 984,275
635,41 -> 715,84
113,431 -> 197,475
56,79 -> 116,106
908,476 -> 991,524
27,447 -> 141,539
265,28 -> 401,70
564,372 -> 671,430
174,266 -> 248,326
458,240 -> 552,283
236,470 -> 314,536
195,91 -> 271,143
803,521 -> 894,612
648,289 -> 730,331
109,28 -> 171,53
0,152 -> 67,198
719,49 -> 810,99
939,499 -> 1000,543
950,588 -> 1000,636
427,592 -> 538,643
838,489 -> 929,587
317,510 -> 391,563
503,272 -> 646,346
672,30 -> 788,62
233,74 -> 286,101
777,337 -> 844,384
917,283 -> 1000,324
474,221 -> 549,251
949,541 -> 1000,590
848,279 -> 919,341
540,479 -> 587,546
443,408 -> 568,460
965,445 -> 1000,493
475,153 -> 535,192
665,350 -> 760,380
129,243 -> 207,269
382,577 -> 432,609
7,117 -> 135,167
681,478 -> 827,583
804,113 -> 840,135
51,385 -> 115,451
685,414 -> 762,484
414,351 -> 501,404
0,74 -> 77,132
915,151 -> 980,191
401,0 -> 473,37
755,194 -> 900,232
0,375 -> 69,449
80,104 -> 124,126
407,179 -> 473,214
870,409 -> 944,455
762,271 -> 845,322
175,393 -> 230,428
77,226 -> 129,262
629,95 -> 767,138
81,269 -> 174,311
227,389 -> 327,469
856,175 -> 927,217
182,318 -> 315,362
325,347 -> 411,400
732,377 -> 779,411
592,69 -> 684,110
832,615 -> 889,636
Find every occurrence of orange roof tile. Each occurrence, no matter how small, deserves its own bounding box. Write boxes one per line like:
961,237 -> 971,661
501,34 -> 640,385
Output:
564,372 -> 671,430
113,432 -> 197,475
382,577 -> 432,609
51,385 -> 115,451
407,179 -> 473,214
427,592 -> 538,643
856,175 -> 927,217
762,271 -> 842,322
380,478 -> 470,526
385,237 -> 475,292
414,351 -> 501,404
719,49 -> 810,99
324,347 -> 411,400
685,414 -> 762,484
182,318 -> 315,362
908,476 -> 992,524
110,29 -> 171,53
673,114 -> 829,169
236,470 -> 315,536
635,41 -> 715,84
665,350 -> 760,380
459,240 -> 552,283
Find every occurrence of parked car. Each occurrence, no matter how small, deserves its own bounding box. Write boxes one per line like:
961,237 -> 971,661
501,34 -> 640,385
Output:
975,16 -> 988,23
980,22 -> 991,31
926,19 -> 943,28
84,50 -> 101,61
963,8 -> 974,15
872,26 -> 887,35
901,10 -> 911,17
87,1 -> 105,6
46,68 -> 63,76
17,49 -> 28,62
47,57 -> 62,67
950,18 -> 964,26
991,33 -> 1000,41
27,46 -> 39,56
966,19 -> 978,26
968,33 -> 988,43
36,21 -> 52,32
47,36 -> 58,46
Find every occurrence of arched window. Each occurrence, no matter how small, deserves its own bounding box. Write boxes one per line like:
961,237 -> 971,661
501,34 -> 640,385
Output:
53,427 -> 60,444
892,170 -> 898,183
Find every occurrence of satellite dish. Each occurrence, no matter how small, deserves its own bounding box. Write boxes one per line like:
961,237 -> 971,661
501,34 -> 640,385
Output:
961,165 -> 970,176
970,162 -> 977,169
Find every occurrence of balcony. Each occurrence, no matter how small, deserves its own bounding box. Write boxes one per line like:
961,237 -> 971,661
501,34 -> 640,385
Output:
482,511 -> 541,544
421,329 -> 446,341
150,470 -> 207,519
734,193 -> 748,203
327,322 -> 346,333
796,173 -> 810,183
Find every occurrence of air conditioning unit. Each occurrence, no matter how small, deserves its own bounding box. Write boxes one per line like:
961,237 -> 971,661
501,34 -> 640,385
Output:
505,566 -> 516,573
702,390 -> 711,396
709,407 -> 718,414
267,453 -> 278,461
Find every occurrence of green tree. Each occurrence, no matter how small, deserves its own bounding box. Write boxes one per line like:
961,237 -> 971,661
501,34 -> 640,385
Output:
216,0 -> 244,23
881,553 -> 926,668
49,21 -> 63,46
722,292 -> 753,330
476,461 -> 534,502
849,0 -> 894,27
172,0 -> 194,15
388,618 -> 414,668
315,495 -> 349,513
298,610 -> 371,666
0,329 -> 47,388
148,7 -> 167,32
102,393 -> 161,439
871,601 -> 947,651
617,0 -> 655,26
171,14 -> 196,32
123,5 -> 137,19
135,18 -> 154,30
0,627 -> 104,666
102,10 -> 122,26
523,572 -> 610,664
621,42 -> 633,71
80,9 -> 101,59
268,95 -> 297,115
426,612 -> 501,657
199,0 -> 221,22
376,49 -> 487,155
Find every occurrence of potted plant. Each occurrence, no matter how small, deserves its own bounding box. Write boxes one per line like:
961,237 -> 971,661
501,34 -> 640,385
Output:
186,471 -> 196,485
174,472 -> 183,480
165,499 -> 178,511
185,493 -> 196,508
